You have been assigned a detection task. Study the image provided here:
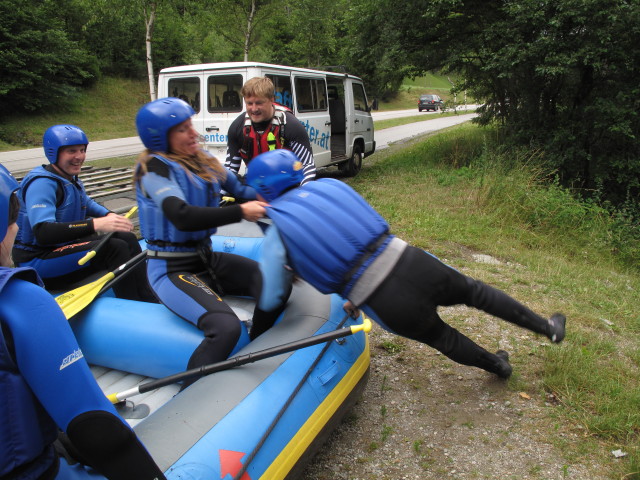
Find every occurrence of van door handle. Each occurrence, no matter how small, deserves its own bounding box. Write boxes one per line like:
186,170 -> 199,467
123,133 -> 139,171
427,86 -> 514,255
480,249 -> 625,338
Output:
354,119 -> 360,123
325,121 -> 331,126
206,126 -> 220,132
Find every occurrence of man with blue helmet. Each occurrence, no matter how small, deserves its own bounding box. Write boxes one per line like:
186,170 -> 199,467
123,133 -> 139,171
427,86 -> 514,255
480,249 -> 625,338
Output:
134,98 -> 287,389
0,164 -> 165,479
12,125 -> 155,302
246,150 -> 567,380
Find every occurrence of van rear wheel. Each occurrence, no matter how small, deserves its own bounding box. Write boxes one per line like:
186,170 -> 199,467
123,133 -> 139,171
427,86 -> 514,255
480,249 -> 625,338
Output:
340,145 -> 362,177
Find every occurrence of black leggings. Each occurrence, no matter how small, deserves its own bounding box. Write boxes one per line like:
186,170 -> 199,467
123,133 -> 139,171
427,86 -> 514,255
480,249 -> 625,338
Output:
365,246 -> 551,375
37,232 -> 155,302
150,251 -> 284,386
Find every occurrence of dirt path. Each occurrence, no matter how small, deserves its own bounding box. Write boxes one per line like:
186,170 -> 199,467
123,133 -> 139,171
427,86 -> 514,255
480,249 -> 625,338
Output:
302,310 -> 611,480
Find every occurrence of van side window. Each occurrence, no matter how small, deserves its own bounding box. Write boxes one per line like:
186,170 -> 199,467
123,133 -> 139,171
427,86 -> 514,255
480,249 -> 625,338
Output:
352,83 -> 368,112
169,77 -> 201,113
207,74 -> 244,113
294,77 -> 328,113
266,74 -> 293,110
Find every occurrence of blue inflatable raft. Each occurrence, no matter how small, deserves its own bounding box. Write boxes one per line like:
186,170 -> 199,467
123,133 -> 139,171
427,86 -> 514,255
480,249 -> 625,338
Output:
68,225 -> 371,479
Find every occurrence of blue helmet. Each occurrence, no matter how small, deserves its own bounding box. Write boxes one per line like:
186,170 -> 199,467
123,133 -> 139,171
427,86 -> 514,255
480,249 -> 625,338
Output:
43,125 -> 89,164
246,150 -> 304,202
0,164 -> 19,242
136,97 -> 195,152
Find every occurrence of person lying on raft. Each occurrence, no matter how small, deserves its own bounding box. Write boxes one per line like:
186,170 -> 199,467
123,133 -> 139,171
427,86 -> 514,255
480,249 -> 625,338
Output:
134,98 -> 289,390
0,164 -> 166,480
246,149 -> 566,380
12,124 -> 155,302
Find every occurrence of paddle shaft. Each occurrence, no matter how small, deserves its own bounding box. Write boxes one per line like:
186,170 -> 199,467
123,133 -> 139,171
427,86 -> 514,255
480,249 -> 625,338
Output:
107,317 -> 372,403
98,250 -> 148,295
77,206 -> 138,265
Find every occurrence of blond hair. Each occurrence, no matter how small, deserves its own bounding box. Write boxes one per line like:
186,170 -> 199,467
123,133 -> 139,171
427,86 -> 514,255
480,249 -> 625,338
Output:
134,149 -> 226,186
241,77 -> 275,100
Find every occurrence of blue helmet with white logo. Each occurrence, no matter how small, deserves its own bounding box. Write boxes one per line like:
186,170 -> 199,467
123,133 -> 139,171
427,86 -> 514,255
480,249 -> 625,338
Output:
136,97 -> 195,153
0,163 -> 19,242
43,125 -> 89,164
246,150 -> 304,202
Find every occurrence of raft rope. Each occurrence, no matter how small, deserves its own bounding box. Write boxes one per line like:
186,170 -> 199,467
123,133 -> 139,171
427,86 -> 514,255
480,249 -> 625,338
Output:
233,313 -> 350,480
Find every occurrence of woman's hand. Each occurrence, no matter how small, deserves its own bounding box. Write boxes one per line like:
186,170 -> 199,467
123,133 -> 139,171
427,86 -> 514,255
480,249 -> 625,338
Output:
240,201 -> 268,222
93,212 -> 134,233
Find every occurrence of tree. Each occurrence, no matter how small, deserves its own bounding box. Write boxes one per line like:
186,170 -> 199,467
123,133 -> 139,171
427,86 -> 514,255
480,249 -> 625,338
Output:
337,0 -> 412,98
143,1 -> 158,100
0,0 -> 98,115
346,0 -> 640,209
208,0 -> 279,62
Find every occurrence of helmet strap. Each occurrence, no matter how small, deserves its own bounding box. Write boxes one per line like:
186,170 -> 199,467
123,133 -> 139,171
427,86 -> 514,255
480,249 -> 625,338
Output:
51,162 -> 74,180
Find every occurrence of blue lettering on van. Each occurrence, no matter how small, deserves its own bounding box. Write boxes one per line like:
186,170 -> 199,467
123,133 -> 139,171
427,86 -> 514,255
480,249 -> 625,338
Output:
274,90 -> 293,109
301,119 -> 330,150
204,133 -> 228,143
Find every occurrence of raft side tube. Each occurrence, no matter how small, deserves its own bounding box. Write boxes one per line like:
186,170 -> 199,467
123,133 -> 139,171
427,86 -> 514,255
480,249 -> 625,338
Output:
70,297 -> 251,379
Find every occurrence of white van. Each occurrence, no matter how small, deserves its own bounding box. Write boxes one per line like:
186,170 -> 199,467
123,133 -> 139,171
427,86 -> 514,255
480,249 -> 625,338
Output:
157,62 -> 376,176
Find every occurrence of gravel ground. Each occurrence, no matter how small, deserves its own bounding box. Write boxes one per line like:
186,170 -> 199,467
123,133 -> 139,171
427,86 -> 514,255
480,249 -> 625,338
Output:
300,264 -> 614,480
301,321 -> 611,480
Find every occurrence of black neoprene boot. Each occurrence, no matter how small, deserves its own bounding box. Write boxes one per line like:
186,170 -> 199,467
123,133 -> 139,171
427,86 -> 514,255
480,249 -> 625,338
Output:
547,313 -> 566,343
494,350 -> 513,379
476,350 -> 513,379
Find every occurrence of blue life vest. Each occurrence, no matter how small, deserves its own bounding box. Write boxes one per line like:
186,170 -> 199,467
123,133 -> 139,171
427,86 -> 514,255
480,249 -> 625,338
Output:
136,154 -> 221,252
266,178 -> 391,296
15,166 -> 95,248
0,267 -> 58,479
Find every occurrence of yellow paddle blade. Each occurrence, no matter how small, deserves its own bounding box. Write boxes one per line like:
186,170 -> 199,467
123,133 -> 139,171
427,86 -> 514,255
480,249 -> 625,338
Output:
55,272 -> 115,320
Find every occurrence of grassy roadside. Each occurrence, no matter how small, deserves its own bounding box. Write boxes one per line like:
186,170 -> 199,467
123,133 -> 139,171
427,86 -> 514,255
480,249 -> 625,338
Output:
343,124 -> 639,479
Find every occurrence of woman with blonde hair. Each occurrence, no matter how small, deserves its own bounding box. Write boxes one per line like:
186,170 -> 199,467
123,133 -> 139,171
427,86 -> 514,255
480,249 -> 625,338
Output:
135,98 -> 286,390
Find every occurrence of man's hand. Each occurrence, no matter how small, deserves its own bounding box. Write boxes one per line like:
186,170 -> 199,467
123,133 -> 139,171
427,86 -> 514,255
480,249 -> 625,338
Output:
93,212 -> 134,233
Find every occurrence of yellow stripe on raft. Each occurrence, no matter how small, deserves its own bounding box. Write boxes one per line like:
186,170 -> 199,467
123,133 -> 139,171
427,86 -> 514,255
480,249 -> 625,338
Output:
260,334 -> 371,480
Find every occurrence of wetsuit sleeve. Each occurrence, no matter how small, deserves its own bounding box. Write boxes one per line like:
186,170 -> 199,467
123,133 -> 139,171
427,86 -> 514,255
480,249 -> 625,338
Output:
0,279 -> 165,480
284,113 -> 316,184
222,169 -> 257,200
224,113 -> 246,173
258,225 -> 293,312
84,193 -> 110,218
140,159 -> 244,231
23,177 -> 95,244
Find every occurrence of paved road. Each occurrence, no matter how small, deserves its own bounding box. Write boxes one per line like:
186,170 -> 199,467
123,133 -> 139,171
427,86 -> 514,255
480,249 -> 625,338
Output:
374,112 -> 477,150
0,108 -> 478,172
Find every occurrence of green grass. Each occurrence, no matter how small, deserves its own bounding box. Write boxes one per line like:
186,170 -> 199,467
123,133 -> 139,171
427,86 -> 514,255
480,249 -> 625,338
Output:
403,72 -> 454,90
346,124 -> 640,479
0,77 -> 149,151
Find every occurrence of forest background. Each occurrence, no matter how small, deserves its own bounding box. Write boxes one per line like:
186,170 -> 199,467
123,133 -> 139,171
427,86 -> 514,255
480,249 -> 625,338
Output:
1,0 -> 639,256
2,0 -> 639,220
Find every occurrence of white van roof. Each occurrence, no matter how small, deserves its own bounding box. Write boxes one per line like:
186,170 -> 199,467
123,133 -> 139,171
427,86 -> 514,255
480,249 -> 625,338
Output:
159,62 -> 362,81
